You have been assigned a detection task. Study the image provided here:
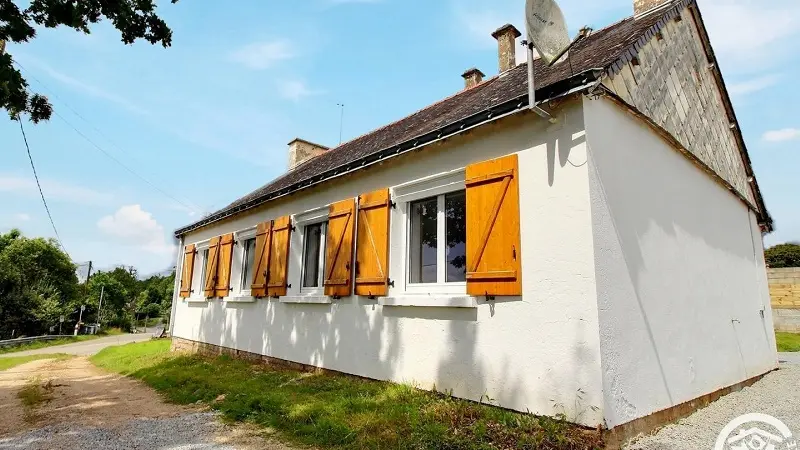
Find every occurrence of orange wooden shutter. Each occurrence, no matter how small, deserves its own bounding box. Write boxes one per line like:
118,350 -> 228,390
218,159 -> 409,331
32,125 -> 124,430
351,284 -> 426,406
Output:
324,198 -> 356,297
465,154 -> 522,296
204,236 -> 220,298
179,244 -> 196,298
214,233 -> 234,298
251,221 -> 272,298
355,188 -> 391,297
267,216 -> 292,298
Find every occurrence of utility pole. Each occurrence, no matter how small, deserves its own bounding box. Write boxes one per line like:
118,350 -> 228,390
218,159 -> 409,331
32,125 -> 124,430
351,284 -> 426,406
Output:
75,305 -> 85,336
97,285 -> 105,328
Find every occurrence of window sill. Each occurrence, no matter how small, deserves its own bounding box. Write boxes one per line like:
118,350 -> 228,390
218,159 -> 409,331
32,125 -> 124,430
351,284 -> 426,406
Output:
225,295 -> 257,303
280,295 -> 333,305
185,298 -> 209,304
379,296 -> 477,308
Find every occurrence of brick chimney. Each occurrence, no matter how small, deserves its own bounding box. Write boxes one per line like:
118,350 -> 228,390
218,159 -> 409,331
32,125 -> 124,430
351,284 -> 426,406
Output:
462,68 -> 485,89
492,24 -> 522,73
288,138 -> 329,170
634,0 -> 676,17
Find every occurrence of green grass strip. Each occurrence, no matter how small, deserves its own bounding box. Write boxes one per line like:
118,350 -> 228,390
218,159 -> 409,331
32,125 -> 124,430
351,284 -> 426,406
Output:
777,332 -> 800,352
92,340 -> 602,450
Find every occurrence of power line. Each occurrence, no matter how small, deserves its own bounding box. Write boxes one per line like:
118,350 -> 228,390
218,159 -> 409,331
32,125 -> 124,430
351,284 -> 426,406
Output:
51,109 -> 199,213
17,118 -> 69,258
11,59 -> 202,214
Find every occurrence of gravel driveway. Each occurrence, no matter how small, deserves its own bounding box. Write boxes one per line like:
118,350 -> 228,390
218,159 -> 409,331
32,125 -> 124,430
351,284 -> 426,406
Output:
0,357 -> 295,450
625,363 -> 799,449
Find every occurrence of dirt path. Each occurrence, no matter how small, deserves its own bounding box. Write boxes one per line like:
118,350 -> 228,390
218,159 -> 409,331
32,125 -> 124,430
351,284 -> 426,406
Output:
0,357 -> 295,449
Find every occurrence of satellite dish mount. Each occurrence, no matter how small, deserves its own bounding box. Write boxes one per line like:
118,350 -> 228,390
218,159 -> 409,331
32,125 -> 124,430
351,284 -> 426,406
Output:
524,0 -> 588,119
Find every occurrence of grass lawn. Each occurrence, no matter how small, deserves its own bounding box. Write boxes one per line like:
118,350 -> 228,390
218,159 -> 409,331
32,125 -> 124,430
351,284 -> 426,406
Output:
0,354 -> 70,371
92,341 -> 602,450
776,332 -> 800,352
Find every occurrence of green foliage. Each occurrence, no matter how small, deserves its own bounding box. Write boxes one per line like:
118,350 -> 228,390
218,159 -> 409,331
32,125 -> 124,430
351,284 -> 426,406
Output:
776,332 -> 800,352
0,229 -> 78,338
1,0 -> 177,123
0,228 -> 174,337
93,341 -> 604,450
765,243 -> 800,269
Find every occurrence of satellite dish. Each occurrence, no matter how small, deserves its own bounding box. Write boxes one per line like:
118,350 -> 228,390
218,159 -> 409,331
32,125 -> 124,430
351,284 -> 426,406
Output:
525,0 -> 571,66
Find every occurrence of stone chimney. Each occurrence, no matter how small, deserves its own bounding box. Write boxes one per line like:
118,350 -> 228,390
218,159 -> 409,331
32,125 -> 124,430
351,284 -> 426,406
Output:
634,0 -> 675,17
462,68 -> 485,90
288,138 -> 329,170
492,24 -> 522,73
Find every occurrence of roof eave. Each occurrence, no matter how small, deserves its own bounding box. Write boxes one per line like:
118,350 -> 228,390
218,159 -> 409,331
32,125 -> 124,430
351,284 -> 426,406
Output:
174,70 -> 604,237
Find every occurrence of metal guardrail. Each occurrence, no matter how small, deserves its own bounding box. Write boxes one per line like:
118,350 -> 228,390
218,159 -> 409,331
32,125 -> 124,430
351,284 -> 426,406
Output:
0,335 -> 74,349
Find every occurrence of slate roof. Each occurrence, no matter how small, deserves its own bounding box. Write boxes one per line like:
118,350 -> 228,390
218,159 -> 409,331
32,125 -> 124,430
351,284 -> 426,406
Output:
175,1 -> 711,236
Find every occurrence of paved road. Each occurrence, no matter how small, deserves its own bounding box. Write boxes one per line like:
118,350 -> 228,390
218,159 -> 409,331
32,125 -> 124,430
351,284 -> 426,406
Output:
779,352 -> 800,364
0,333 -> 154,357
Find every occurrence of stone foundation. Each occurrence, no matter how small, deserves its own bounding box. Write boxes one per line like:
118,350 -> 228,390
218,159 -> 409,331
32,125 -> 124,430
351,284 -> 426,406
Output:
171,336 -> 340,375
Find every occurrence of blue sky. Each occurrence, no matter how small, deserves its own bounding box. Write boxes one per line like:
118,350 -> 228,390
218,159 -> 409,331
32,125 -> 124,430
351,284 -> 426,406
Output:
1,0 -> 798,275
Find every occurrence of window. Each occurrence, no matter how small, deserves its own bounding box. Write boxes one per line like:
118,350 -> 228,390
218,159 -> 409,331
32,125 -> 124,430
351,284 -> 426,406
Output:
240,238 -> 256,291
408,190 -> 466,285
302,222 -> 327,289
189,248 -> 208,298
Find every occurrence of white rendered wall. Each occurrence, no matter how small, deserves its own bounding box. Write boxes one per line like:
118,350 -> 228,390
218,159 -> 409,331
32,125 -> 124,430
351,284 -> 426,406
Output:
584,96 -> 776,429
172,100 -> 606,425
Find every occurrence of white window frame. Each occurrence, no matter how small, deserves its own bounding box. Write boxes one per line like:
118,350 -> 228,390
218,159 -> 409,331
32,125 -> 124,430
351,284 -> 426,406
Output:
389,169 -> 467,297
227,227 -> 257,302
187,239 -> 210,302
286,205 -> 331,301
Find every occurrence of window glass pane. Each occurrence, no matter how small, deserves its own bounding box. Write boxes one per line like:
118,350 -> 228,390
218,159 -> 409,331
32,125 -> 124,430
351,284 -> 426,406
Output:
303,223 -> 324,288
409,197 -> 438,284
199,249 -> 209,292
241,238 -> 256,290
445,191 -> 467,282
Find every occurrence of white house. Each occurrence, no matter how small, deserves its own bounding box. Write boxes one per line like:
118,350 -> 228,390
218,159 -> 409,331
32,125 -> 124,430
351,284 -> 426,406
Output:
170,0 -> 777,442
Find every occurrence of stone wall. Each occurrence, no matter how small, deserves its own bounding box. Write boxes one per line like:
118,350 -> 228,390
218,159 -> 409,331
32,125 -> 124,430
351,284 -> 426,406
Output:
768,268 -> 800,333
603,6 -> 756,207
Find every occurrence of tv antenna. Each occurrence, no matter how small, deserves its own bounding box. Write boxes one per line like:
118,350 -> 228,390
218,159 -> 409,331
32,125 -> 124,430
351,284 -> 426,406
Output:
523,0 -> 588,119
336,103 -> 345,145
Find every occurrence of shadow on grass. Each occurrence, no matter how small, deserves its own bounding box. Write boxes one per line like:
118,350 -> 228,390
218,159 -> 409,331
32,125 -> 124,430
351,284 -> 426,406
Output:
92,341 -> 603,450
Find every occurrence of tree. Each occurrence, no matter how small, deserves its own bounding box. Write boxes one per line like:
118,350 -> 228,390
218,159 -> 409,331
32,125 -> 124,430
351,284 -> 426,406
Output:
86,272 -> 128,325
1,0 -> 177,123
0,230 -> 78,337
765,243 -> 800,269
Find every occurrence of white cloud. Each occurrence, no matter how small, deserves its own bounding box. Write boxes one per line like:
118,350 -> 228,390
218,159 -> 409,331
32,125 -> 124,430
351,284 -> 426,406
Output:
230,40 -> 295,70
0,173 -> 114,205
97,205 -> 175,255
278,80 -> 323,101
728,74 -> 781,96
763,128 -> 800,143
12,213 -> 31,222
